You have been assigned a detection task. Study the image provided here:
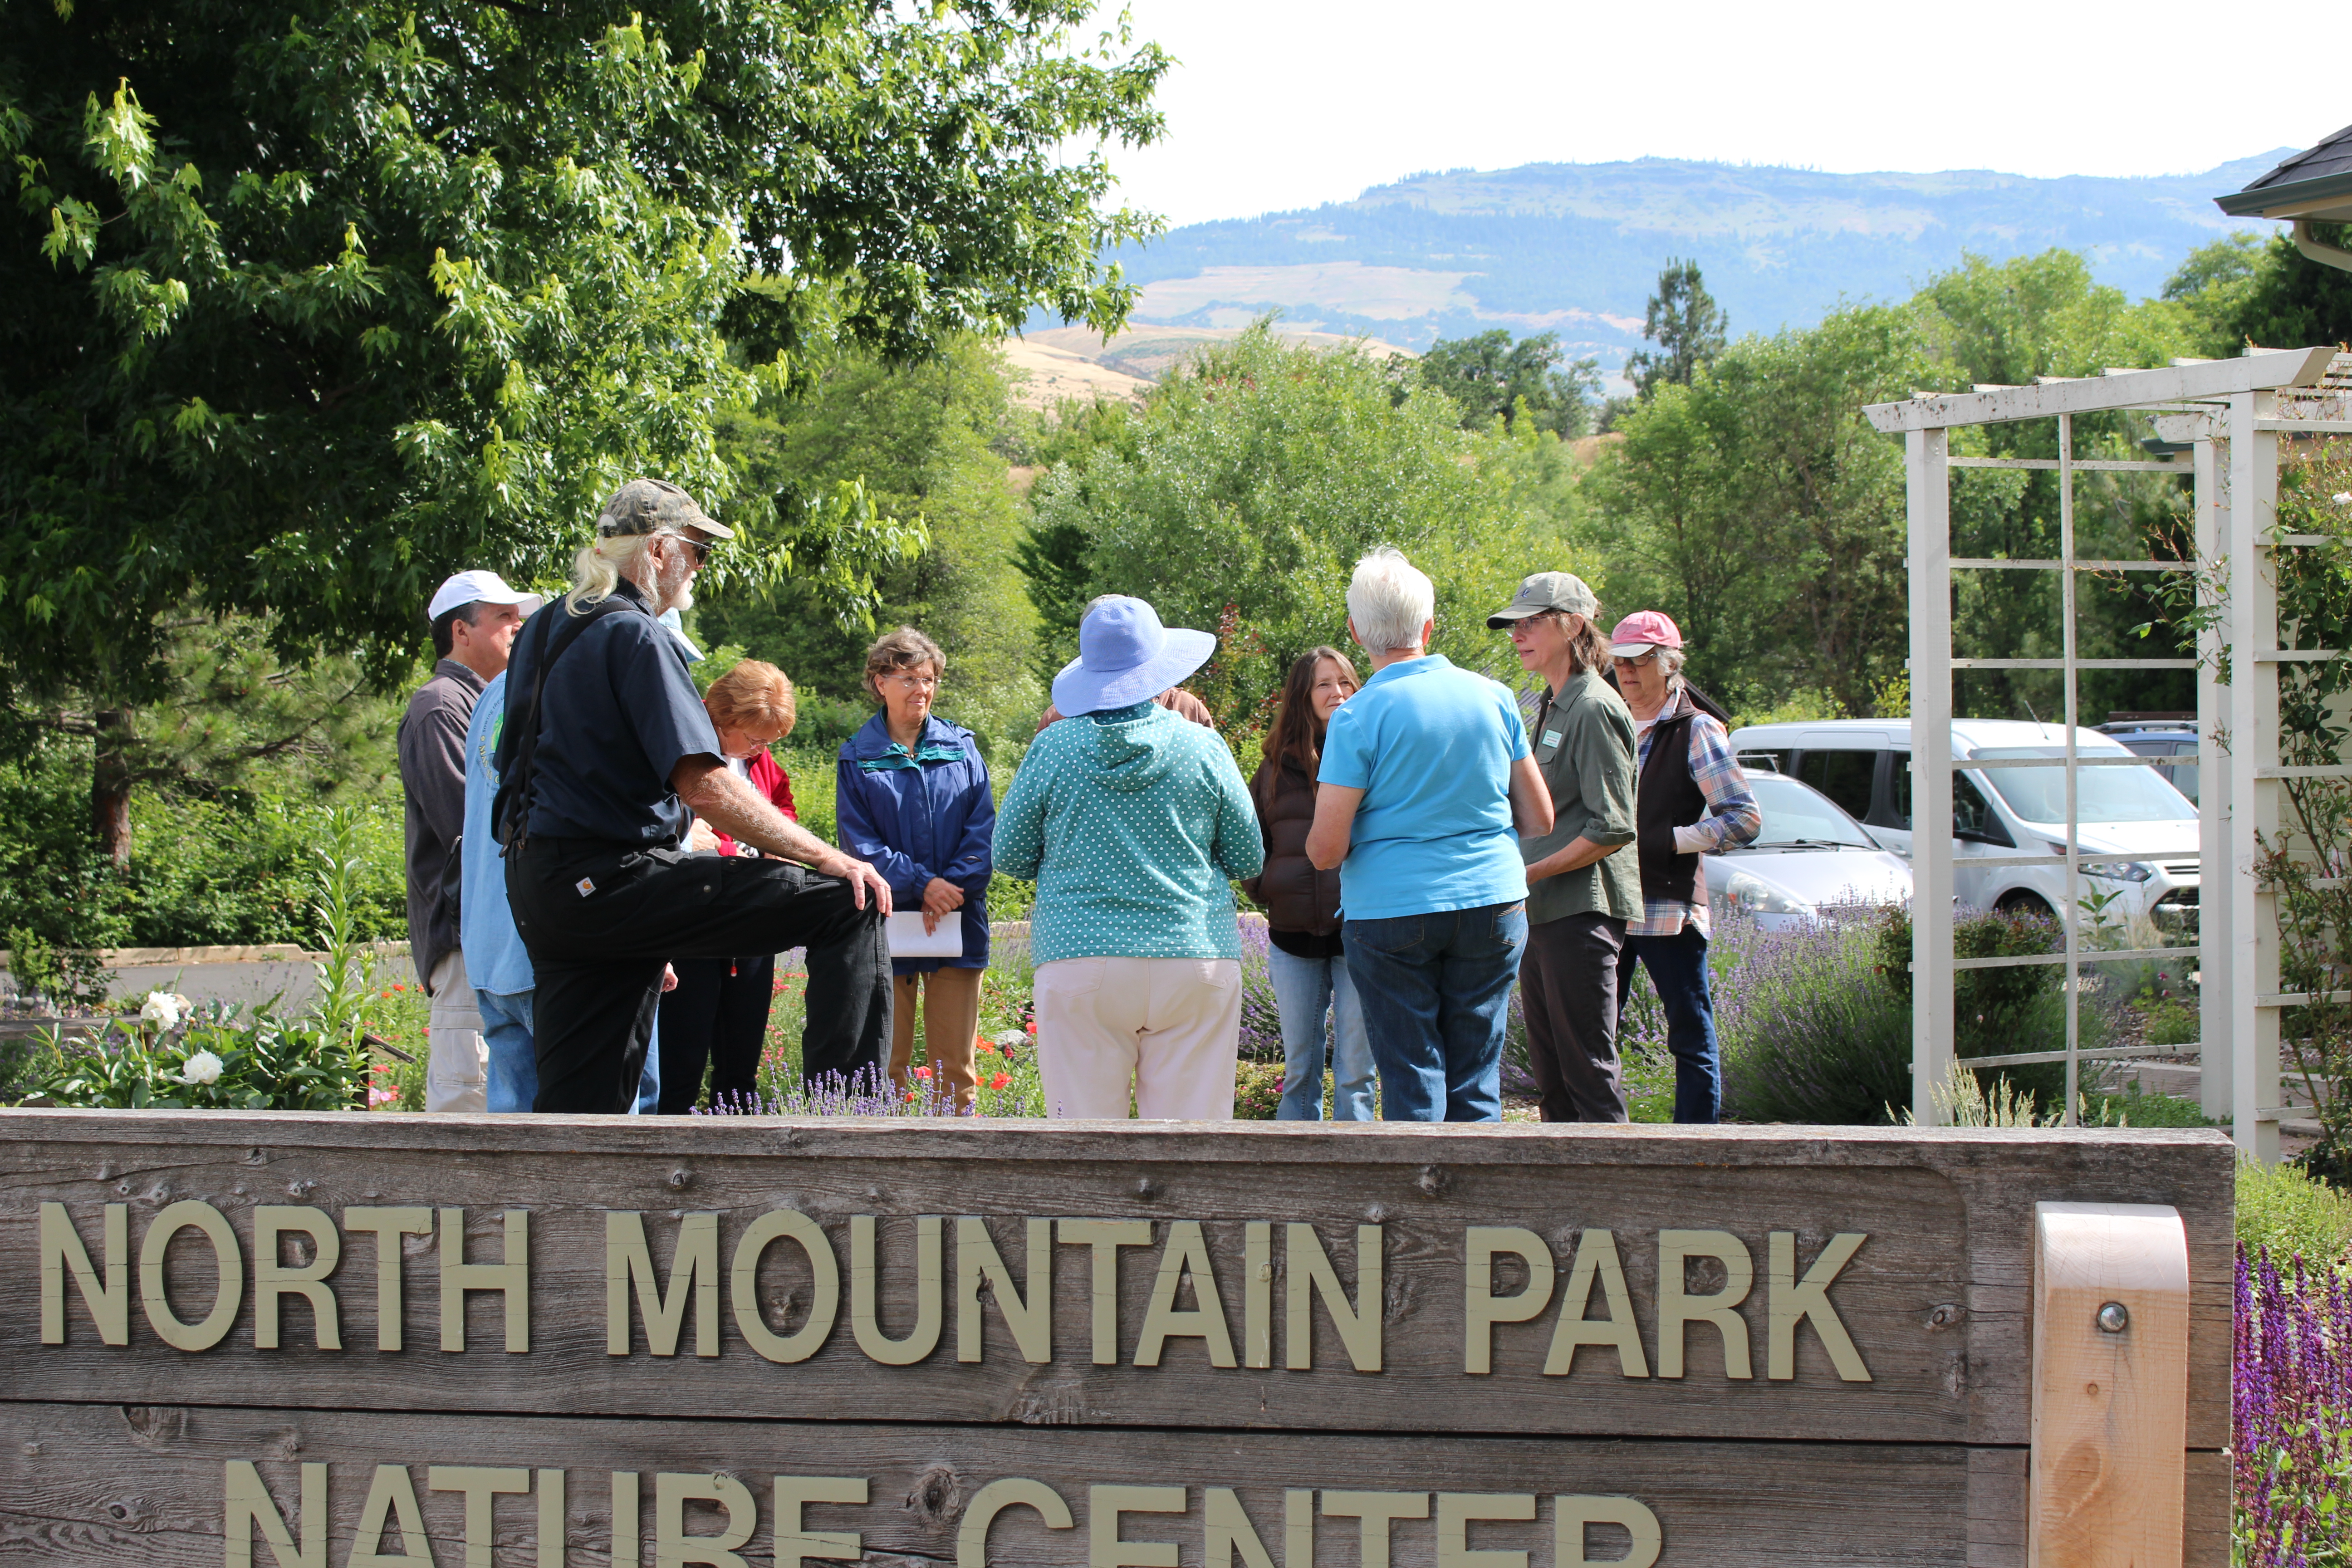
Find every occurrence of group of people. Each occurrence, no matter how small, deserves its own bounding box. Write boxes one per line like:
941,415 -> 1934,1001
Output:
398,476 -> 1757,1125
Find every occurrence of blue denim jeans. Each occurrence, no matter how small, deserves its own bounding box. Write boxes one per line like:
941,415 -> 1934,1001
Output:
476,988 -> 661,1115
1265,945 -> 1376,1121
1622,925 -> 1722,1123
1343,901 -> 1528,1122
477,988 -> 537,1113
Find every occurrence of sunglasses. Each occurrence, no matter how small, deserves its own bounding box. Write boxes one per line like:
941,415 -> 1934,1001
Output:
662,533 -> 713,566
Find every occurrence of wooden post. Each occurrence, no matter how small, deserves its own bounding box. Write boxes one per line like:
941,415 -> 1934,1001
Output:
2028,1202 -> 2189,1568
1907,425 -> 1955,1122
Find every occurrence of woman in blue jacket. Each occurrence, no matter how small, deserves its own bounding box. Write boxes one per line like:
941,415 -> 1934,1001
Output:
837,627 -> 994,1109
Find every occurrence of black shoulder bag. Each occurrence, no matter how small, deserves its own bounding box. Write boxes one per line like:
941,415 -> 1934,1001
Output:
492,596 -> 633,855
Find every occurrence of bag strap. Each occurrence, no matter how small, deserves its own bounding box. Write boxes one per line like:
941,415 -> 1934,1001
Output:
494,595 -> 634,853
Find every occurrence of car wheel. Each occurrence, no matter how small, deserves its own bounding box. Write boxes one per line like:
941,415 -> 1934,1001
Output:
1996,892 -> 2055,921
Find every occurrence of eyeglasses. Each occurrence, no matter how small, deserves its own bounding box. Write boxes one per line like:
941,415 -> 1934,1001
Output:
889,673 -> 940,691
1612,654 -> 1656,670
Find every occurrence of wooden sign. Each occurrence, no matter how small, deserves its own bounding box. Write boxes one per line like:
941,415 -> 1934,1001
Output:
0,1111 -> 2231,1566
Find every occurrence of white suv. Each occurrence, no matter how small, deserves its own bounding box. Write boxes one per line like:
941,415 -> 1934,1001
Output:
1726,718 -> 2199,938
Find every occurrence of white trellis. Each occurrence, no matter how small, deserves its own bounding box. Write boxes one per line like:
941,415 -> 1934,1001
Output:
1867,347 -> 2352,1154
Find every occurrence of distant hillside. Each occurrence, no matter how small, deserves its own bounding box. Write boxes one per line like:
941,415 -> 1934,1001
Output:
1085,152 -> 2293,382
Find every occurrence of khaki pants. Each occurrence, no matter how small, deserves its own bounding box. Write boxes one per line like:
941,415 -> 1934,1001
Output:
426,950 -> 488,1113
889,967 -> 984,1109
1032,956 -> 1241,1120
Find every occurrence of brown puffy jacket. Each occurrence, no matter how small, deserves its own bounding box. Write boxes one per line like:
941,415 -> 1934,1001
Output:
1242,756 -> 1343,937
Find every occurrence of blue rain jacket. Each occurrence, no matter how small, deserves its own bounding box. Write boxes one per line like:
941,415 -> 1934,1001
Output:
836,713 -> 994,973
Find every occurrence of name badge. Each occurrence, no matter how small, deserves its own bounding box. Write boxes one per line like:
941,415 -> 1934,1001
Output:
1540,729 -> 1563,749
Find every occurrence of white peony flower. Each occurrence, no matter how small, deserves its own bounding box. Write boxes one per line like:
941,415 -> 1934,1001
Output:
139,991 -> 183,1029
2334,491 -> 2352,505
177,1050 -> 224,1087
993,1029 -> 1026,1049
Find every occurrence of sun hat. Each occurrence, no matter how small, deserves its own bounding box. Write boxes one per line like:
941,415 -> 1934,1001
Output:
1485,571 -> 1599,628
426,569 -> 544,623
594,477 -> 736,540
1608,609 -> 1685,658
1050,597 -> 1218,716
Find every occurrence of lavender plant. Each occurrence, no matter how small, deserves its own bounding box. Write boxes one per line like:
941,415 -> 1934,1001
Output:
2235,1246 -> 2352,1565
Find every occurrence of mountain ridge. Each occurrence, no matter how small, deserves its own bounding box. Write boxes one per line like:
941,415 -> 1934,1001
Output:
1085,151 -> 2297,380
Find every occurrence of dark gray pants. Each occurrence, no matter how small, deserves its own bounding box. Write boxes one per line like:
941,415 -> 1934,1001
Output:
510,838 -> 889,1113
1519,911 -> 1627,1123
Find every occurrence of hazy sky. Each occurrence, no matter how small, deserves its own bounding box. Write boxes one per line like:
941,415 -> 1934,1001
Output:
1094,0 -> 2347,229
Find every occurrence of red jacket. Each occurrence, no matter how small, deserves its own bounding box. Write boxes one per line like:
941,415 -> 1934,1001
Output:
712,748 -> 796,855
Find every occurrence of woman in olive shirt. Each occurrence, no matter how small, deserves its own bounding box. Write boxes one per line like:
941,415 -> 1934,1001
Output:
1486,572 -> 1643,1122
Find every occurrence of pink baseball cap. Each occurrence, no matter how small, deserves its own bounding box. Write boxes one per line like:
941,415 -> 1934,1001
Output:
1608,610 -> 1684,658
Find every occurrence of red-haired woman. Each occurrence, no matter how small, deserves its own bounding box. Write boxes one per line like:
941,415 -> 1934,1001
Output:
659,659 -> 799,1112
1244,647 -> 1375,1120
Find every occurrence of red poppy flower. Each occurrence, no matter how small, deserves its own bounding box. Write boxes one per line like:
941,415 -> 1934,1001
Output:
913,1066 -> 932,1080
990,1073 -> 1011,1091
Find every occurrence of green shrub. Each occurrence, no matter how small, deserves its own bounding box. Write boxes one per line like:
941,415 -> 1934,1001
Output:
1721,953 -> 1913,1124
2144,999 -> 2200,1047
2238,1156 -> 2352,1269
20,1000 -> 368,1111
1877,906 -> 2107,1109
1234,1060 -> 1284,1120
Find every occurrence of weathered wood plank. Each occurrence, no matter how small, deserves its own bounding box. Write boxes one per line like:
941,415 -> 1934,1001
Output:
0,1113 -> 2234,1450
0,1400 -> 2017,1568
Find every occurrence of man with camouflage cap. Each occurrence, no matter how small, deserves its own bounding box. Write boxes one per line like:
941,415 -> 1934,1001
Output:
493,478 -> 894,1112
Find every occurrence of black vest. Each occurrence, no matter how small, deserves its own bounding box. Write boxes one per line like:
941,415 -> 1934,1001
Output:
1636,711 -> 1707,904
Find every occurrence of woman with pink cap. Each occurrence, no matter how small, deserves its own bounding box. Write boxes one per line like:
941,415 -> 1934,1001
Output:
1607,610 -> 1759,1123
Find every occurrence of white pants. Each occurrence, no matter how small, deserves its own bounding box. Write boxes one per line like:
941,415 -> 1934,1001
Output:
426,950 -> 488,1113
1032,956 -> 1242,1120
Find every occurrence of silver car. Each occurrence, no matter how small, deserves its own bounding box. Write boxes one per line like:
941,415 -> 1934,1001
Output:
1706,771 -> 1914,928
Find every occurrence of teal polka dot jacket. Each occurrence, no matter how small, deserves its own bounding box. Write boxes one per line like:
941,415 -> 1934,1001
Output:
993,703 -> 1264,965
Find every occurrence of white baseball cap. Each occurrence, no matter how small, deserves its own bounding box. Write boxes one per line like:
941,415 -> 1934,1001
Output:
427,570 -> 543,623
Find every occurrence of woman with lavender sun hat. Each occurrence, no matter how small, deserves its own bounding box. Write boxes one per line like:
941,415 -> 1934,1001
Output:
1244,647 -> 1375,1120
994,595 -> 1264,1119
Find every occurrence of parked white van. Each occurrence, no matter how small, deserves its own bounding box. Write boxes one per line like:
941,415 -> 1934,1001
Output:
1725,719 -> 2199,938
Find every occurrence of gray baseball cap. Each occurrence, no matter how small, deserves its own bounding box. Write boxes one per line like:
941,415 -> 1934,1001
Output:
594,478 -> 735,540
1485,571 -> 1598,628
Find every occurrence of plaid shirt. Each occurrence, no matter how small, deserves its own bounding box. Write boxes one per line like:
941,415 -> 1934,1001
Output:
1628,686 -> 1760,937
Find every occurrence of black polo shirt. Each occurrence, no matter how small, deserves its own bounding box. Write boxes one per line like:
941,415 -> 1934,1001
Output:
494,579 -> 721,845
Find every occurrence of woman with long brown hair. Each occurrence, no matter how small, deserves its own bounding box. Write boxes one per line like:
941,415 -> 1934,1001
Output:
1244,646 -> 1375,1119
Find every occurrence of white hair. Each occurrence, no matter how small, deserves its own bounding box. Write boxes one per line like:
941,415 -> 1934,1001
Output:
1346,547 -> 1435,652
1623,643 -> 1689,688
564,532 -> 660,616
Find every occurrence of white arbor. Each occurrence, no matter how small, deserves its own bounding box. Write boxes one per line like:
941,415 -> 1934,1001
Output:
1866,347 -> 2352,1156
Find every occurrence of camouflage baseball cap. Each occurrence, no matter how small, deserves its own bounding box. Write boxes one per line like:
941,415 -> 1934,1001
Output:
1485,570 -> 1598,628
594,478 -> 735,540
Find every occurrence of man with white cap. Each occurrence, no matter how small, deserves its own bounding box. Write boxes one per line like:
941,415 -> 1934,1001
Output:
398,569 -> 543,1112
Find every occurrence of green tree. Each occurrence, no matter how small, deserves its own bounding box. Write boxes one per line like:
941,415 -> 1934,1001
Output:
1413,329 -> 1600,436
1,0 -> 1166,858
1913,250 -> 2196,724
693,338 -> 1043,758
1585,305 -> 1924,716
1626,259 -> 1728,399
1019,323 -> 1567,715
2166,225 -> 2352,359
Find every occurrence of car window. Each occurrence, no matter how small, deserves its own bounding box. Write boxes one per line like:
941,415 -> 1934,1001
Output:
1795,749 -> 1876,822
2169,762 -> 2199,805
1886,761 -> 2011,838
1971,747 -> 2193,824
1748,774 -> 1878,849
1954,772 -> 2001,838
